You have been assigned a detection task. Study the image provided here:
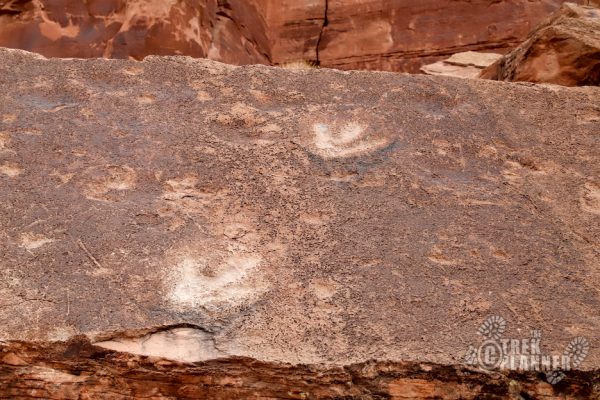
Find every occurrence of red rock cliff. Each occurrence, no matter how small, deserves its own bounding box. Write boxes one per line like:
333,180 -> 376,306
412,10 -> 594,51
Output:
0,0 -> 592,72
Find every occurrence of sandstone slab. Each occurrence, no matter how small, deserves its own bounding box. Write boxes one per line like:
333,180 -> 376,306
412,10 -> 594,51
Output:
444,51 -> 504,69
2,341 -> 600,399
0,48 -> 599,396
420,60 -> 483,79
420,51 -> 502,79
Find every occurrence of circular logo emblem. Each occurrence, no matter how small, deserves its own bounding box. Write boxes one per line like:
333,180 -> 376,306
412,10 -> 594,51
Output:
477,339 -> 503,370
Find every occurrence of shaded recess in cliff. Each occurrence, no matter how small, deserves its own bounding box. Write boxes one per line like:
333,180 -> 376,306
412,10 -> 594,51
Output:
0,0 -> 592,72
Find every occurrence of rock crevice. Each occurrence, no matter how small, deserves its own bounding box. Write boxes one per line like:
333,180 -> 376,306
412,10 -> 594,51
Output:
315,0 -> 328,65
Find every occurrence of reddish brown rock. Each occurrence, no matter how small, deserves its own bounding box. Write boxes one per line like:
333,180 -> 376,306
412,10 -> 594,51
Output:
1,340 -> 599,399
0,0 -> 212,58
421,51 -> 502,79
315,0 -> 588,72
0,48 -> 599,397
481,3 -> 600,86
0,0 -> 590,72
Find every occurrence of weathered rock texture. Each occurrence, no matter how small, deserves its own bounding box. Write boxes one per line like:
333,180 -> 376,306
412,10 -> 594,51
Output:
0,48 -> 599,397
421,51 -> 502,79
0,0 -> 593,72
481,3 -> 600,86
2,340 -> 600,399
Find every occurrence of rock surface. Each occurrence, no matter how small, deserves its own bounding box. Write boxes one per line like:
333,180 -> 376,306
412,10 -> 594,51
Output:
445,51 -> 505,69
421,51 -> 502,79
481,3 -> 600,86
2,340 -> 600,399
0,0 -> 590,72
0,48 -> 599,396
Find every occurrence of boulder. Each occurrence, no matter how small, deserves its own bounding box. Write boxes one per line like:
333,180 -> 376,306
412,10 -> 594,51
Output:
481,3 -> 600,86
0,47 -> 599,397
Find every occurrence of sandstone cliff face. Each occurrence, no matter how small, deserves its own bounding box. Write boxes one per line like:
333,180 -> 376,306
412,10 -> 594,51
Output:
0,48 -> 599,397
0,0 -> 211,58
0,0 -> 590,72
313,0 -> 589,72
481,3 -> 600,86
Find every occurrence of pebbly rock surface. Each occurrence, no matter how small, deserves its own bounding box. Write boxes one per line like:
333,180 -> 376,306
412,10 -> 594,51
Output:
0,0 -> 589,73
481,3 -> 600,86
0,48 -> 599,397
